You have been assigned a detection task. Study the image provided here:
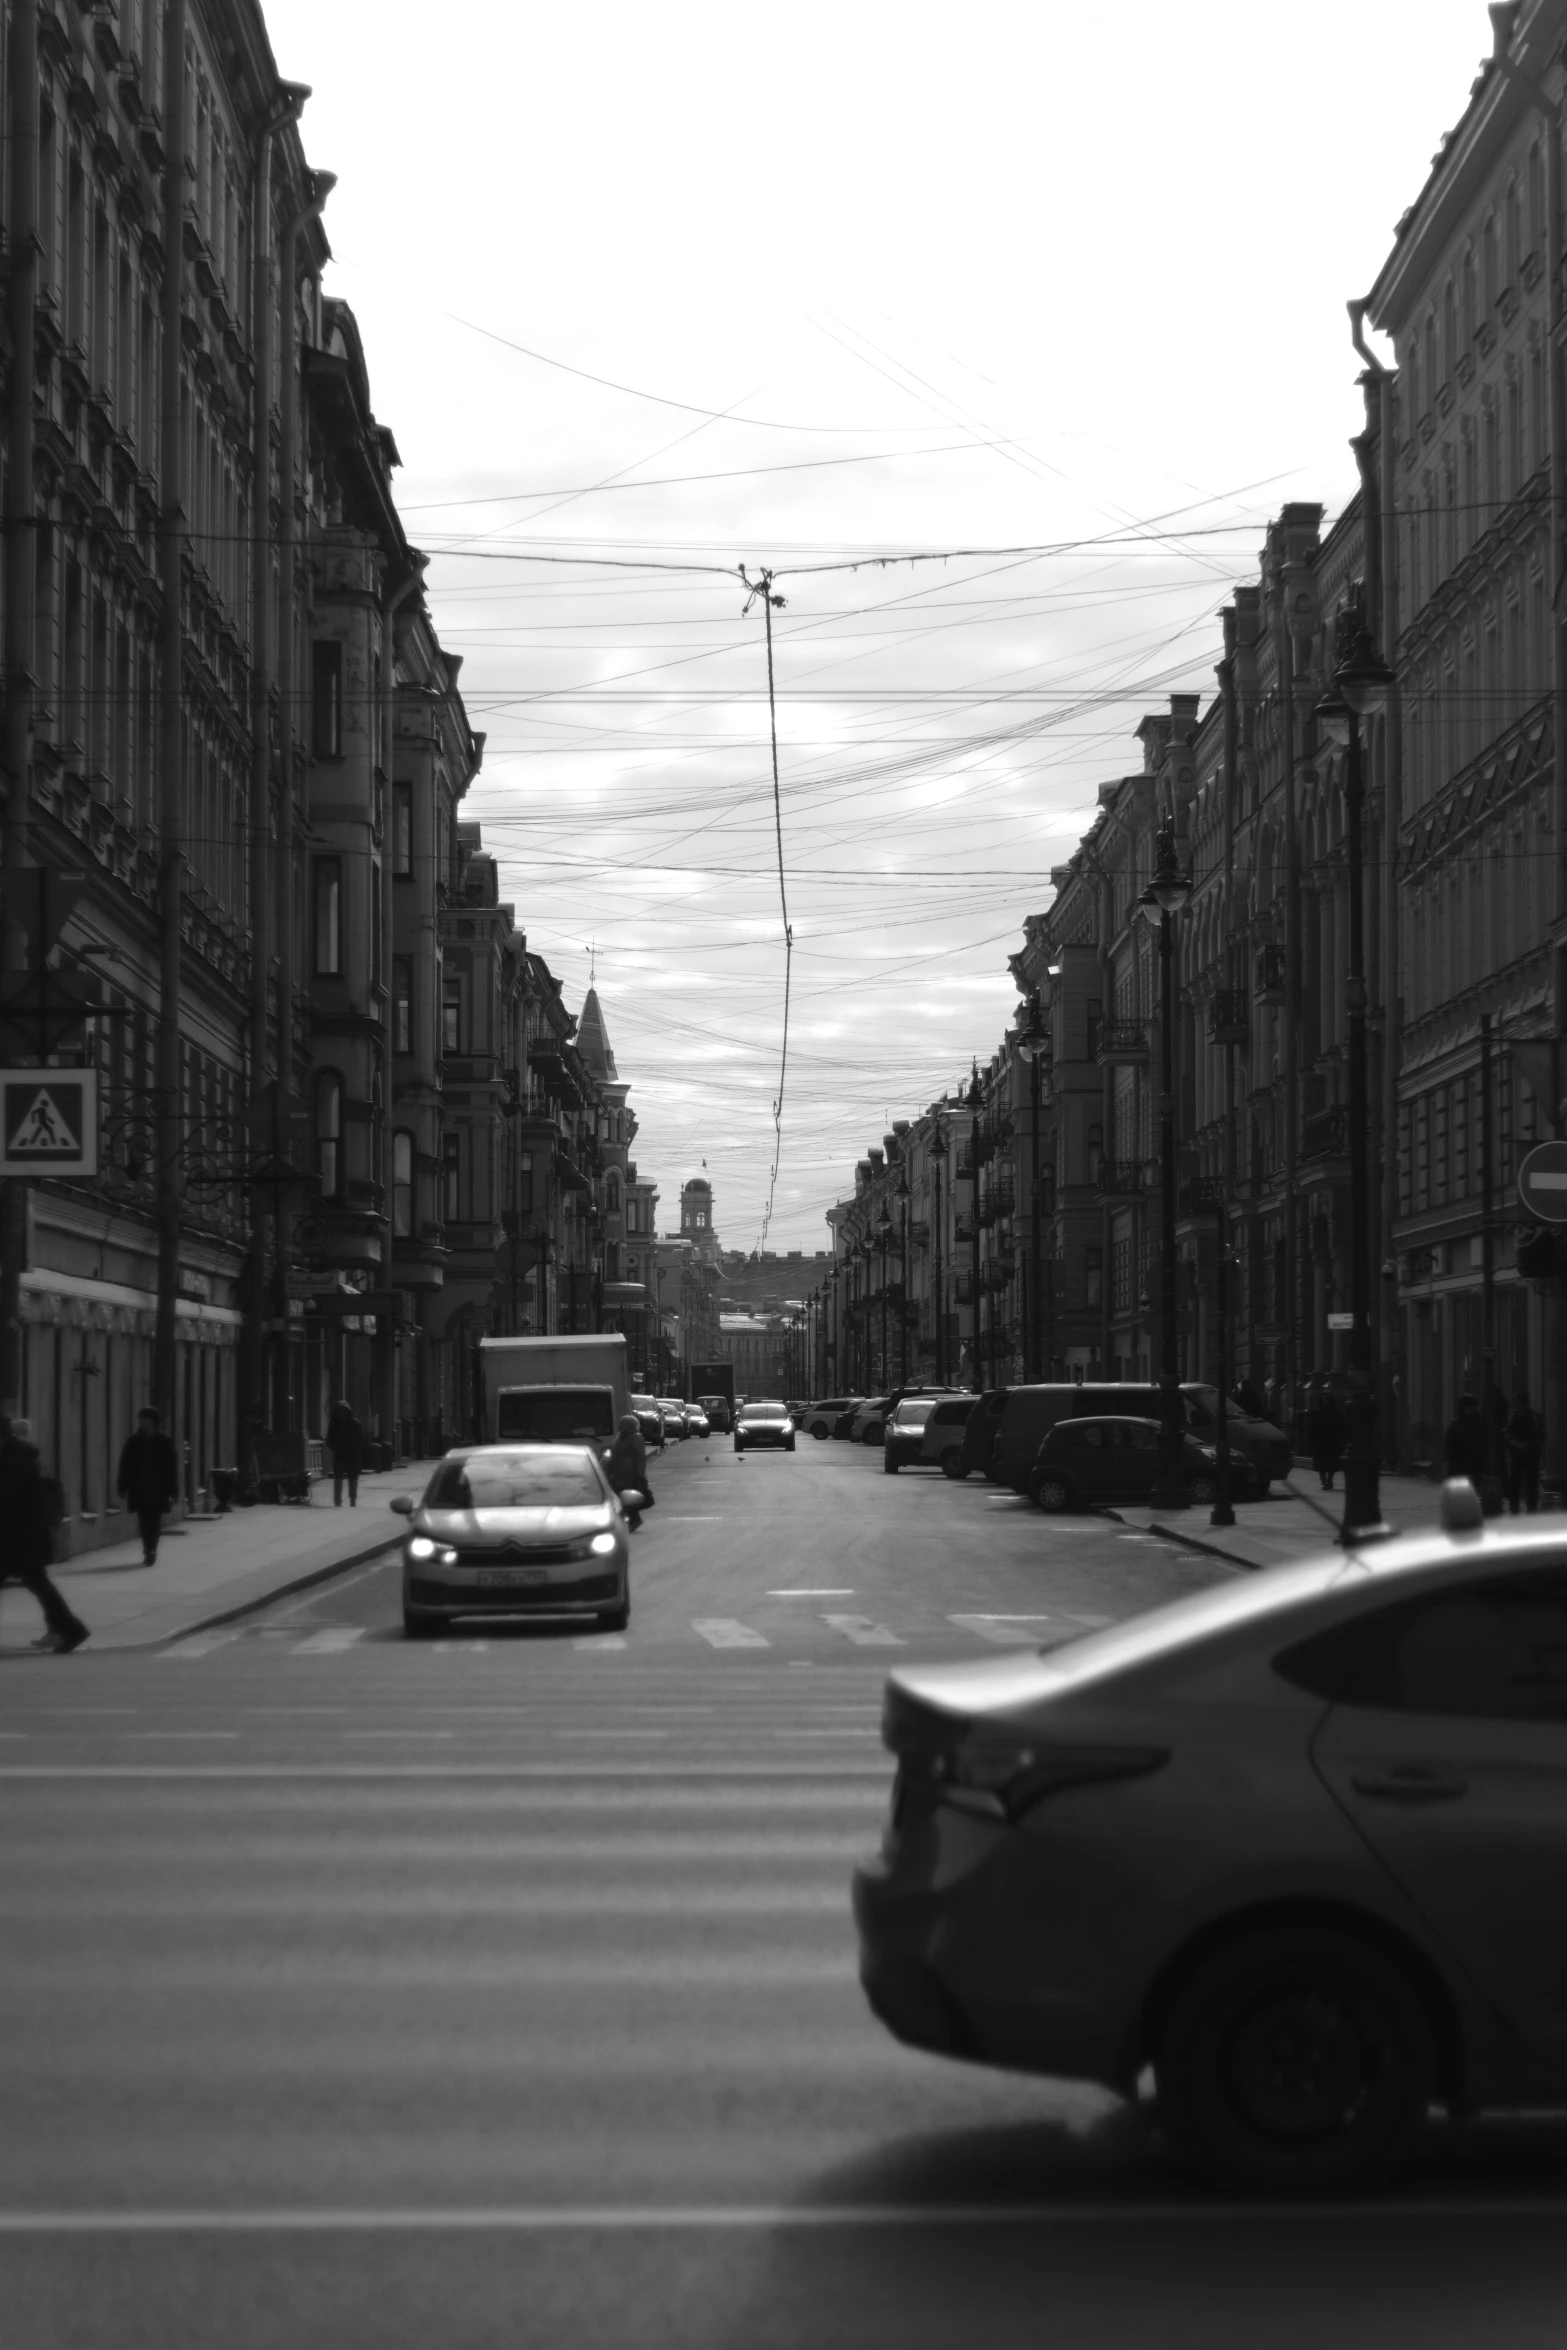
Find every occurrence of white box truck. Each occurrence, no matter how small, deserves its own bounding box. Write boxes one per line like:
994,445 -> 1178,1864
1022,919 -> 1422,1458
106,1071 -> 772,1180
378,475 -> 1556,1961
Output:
476,1334 -> 632,1447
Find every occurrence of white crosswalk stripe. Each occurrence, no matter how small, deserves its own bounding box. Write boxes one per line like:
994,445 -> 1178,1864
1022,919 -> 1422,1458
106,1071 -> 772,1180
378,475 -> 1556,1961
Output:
691,1619 -> 770,1649
948,1614 -> 1058,1646
290,1628 -> 367,1655
160,1631 -> 244,1659
821,1615 -> 903,1648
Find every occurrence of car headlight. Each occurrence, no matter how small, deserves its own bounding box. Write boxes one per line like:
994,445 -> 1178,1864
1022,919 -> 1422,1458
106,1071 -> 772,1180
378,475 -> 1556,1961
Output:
589,1530 -> 618,1556
781,1418 -> 793,1434
408,1535 -> 458,1565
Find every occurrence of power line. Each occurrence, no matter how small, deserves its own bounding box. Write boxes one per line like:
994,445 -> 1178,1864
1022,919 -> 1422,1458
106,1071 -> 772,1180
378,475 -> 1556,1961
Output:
740,565 -> 793,1256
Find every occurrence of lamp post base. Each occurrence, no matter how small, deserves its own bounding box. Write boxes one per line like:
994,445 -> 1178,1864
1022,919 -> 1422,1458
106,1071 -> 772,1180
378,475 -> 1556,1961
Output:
1338,1383 -> 1389,1547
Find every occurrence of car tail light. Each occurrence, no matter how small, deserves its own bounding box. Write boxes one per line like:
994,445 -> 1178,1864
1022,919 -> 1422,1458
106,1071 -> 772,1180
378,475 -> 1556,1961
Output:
883,1686 -> 1166,1824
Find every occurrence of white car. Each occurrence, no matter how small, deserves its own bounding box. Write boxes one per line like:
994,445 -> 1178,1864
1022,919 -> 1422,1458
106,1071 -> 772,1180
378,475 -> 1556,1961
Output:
798,1396 -> 860,1440
393,1443 -> 635,1637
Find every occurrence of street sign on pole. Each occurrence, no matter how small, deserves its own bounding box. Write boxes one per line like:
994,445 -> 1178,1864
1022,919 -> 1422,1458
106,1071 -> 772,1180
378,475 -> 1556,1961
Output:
1326,1310 -> 1354,1330
1517,1140 -> 1567,1226
0,1069 -> 98,1175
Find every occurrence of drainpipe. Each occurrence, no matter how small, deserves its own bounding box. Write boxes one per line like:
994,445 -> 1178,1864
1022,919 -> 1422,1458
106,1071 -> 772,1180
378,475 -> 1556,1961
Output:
241,83 -> 309,1439
0,0 -> 39,1415
377,557 -> 427,1463
1488,10 -> 1567,932
153,0 -> 188,1432
1349,297 -> 1405,1465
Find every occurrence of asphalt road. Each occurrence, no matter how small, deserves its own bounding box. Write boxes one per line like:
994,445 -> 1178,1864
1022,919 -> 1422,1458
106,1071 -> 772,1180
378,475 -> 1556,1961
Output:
5,1435 -> 1567,2349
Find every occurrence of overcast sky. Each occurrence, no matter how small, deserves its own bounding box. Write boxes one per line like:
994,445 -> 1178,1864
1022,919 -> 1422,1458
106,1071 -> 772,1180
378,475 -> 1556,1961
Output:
267,0 -> 1486,1254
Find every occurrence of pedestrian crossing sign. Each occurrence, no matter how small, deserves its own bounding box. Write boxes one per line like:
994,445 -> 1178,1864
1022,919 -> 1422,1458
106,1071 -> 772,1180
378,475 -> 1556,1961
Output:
0,1069 -> 97,1174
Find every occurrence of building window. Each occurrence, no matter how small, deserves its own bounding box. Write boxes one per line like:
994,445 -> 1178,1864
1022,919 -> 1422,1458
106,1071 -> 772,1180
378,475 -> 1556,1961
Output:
392,1130 -> 414,1237
315,1071 -> 342,1201
443,979 -> 462,1056
442,1132 -> 461,1222
626,1199 -> 640,1234
605,1173 -> 621,1217
311,640 -> 343,760
627,1253 -> 639,1282
393,957 -> 412,1054
314,859 -> 342,975
393,782 -> 412,876
519,1151 -> 534,1217
1085,1247 -> 1102,1308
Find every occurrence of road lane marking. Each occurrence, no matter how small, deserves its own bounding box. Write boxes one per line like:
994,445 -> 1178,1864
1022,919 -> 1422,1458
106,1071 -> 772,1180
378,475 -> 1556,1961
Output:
341,1730 -> 455,1742
948,1614 -> 1052,1646
769,1589 -> 853,1596
555,1730 -> 668,1741
289,1629 -> 366,1655
120,1731 -> 238,1741
664,1517 -> 724,1522
691,1619 -> 770,1648
161,1633 -> 243,1659
822,1615 -> 903,1647
573,1635 -> 626,1650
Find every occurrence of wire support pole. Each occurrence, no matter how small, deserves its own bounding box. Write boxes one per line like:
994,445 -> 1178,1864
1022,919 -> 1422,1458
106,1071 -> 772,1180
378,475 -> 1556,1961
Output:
741,565 -> 792,1256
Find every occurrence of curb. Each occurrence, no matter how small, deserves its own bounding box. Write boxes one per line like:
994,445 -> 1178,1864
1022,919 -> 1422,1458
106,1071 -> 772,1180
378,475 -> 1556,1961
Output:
1102,1508 -> 1257,1574
117,1532 -> 404,1651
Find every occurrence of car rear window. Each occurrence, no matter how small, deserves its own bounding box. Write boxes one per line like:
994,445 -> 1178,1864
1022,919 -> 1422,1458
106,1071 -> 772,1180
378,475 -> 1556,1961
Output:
931,1401 -> 973,1425
739,1401 -> 786,1422
426,1453 -> 605,1509
894,1400 -> 935,1427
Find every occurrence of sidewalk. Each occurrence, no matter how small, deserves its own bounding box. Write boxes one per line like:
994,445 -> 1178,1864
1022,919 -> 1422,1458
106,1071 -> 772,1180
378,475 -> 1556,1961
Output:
0,1460 -> 440,1654
1110,1467 -> 1494,1573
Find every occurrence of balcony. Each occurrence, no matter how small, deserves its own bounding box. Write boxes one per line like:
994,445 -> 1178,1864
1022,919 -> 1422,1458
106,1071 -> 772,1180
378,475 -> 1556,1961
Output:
1254,944 -> 1287,1005
954,1146 -> 977,1181
1208,990 -> 1249,1045
982,1256 -> 1014,1293
953,1272 -> 977,1305
1096,1019 -> 1149,1067
1179,1174 -> 1228,1217
1094,1158 -> 1147,1202
953,1212 -> 977,1244
977,1179 -> 1016,1226
1301,1105 -> 1349,1163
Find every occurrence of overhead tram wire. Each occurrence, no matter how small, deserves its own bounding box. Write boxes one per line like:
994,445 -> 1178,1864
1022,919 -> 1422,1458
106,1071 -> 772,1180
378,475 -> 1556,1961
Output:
740,565 -> 793,1256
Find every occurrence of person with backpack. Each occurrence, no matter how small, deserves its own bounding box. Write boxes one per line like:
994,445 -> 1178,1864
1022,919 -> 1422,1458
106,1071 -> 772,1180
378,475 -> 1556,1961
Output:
1505,1391 -> 1547,1516
605,1412 -> 653,1533
117,1405 -> 180,1563
0,1415 -> 88,1653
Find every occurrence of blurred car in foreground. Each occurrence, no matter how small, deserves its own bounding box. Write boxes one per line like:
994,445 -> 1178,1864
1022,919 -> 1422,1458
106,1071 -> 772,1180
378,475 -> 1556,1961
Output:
800,1396 -> 858,1439
734,1399 -> 796,1453
855,1482 -> 1567,2195
1029,1416 -> 1267,1510
393,1444 -> 633,1637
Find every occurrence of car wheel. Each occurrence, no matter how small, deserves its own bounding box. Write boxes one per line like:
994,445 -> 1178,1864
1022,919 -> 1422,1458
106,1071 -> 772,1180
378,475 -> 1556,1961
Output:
939,1449 -> 967,1481
811,1423 -> 829,1440
596,1596 -> 630,1633
1187,1473 -> 1218,1505
861,1426 -> 880,1447
1033,1474 -> 1073,1513
785,1437 -> 796,1453
1156,1927 -> 1433,2197
734,1439 -> 745,1454
402,1604 -> 438,1639
883,1452 -> 899,1474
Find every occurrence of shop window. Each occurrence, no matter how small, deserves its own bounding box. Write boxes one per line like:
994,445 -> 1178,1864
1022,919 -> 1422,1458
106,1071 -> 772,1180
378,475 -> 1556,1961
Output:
315,1072 -> 342,1200
314,859 -> 341,975
392,1130 -> 414,1237
311,640 -> 343,760
393,957 -> 413,1054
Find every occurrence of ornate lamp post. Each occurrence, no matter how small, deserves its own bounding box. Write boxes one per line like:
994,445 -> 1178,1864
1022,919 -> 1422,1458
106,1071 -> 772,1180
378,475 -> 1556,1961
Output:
1314,606 -> 1395,1543
929,1112 -> 947,1387
859,1230 -> 874,1389
1015,993 -> 1048,1380
1136,821 -> 1194,1511
897,1163 -> 911,1382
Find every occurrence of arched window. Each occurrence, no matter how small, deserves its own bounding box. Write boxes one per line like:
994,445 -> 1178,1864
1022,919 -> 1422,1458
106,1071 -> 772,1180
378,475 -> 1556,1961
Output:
392,1130 -> 414,1237
605,1172 -> 621,1217
315,1071 -> 342,1200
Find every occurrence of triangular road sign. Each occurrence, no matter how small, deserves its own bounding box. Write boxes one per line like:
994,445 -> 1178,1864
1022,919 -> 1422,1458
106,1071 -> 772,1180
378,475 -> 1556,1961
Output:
7,1085 -> 80,1155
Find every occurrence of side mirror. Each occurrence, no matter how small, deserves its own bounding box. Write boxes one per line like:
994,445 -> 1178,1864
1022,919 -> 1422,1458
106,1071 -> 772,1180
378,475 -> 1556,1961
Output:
389,1494 -> 415,1516
618,1489 -> 644,1512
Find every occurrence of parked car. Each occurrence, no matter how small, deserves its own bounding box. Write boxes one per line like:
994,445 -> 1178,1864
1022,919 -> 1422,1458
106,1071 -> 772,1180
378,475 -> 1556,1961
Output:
831,1404 -> 863,1440
883,1397 -> 939,1472
657,1401 -> 687,1444
393,1443 -> 633,1636
681,1404 -> 711,1439
800,1397 -> 859,1440
955,1388 -> 1008,1480
1029,1416 -> 1266,1511
734,1398 -> 796,1454
630,1394 -> 664,1449
992,1383 -> 1291,1497
920,1395 -> 978,1477
854,1481 -> 1567,2194
695,1393 -> 733,1434
849,1396 -> 896,1446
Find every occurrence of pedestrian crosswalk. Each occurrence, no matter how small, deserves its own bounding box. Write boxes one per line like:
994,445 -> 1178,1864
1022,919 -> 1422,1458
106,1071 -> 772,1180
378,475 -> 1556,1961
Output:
157,1606 -> 1119,1661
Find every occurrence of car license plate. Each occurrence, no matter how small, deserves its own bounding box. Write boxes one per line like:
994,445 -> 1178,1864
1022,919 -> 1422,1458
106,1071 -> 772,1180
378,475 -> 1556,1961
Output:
475,1567 -> 549,1588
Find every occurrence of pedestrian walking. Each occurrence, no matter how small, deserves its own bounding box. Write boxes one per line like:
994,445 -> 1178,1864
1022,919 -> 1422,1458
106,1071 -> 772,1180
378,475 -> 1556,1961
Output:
0,1415 -> 88,1653
1504,1391 -> 1546,1516
325,1398 -> 364,1507
1443,1392 -> 1491,1486
605,1412 -> 653,1532
117,1405 -> 180,1563
1305,1378 -> 1346,1491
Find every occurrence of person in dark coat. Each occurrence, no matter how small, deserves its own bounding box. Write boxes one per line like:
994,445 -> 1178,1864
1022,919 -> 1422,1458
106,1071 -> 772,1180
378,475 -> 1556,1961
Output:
1234,1378 -> 1268,1420
605,1413 -> 652,1532
325,1399 -> 364,1507
0,1415 -> 88,1652
1504,1391 -> 1546,1516
1305,1379 -> 1347,1491
117,1406 -> 180,1564
1443,1393 -> 1491,1485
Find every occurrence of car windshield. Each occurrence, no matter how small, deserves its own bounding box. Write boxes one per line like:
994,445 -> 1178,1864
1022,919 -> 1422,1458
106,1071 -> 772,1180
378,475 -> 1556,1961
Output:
424,1452 -> 605,1510
739,1402 -> 786,1423
893,1400 -> 935,1427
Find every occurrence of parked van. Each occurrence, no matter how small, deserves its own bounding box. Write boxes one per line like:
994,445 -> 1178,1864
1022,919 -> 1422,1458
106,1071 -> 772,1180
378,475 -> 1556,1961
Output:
956,1388 -> 1009,1480
991,1382 -> 1291,1496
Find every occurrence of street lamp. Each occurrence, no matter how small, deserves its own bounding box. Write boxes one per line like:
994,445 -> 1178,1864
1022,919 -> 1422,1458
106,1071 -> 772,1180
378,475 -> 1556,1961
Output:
1314,603 -> 1394,1543
877,1200 -> 893,1390
929,1112 -> 948,1387
896,1163 -> 911,1383
1015,992 -> 1049,1380
1136,820 -> 1193,1511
